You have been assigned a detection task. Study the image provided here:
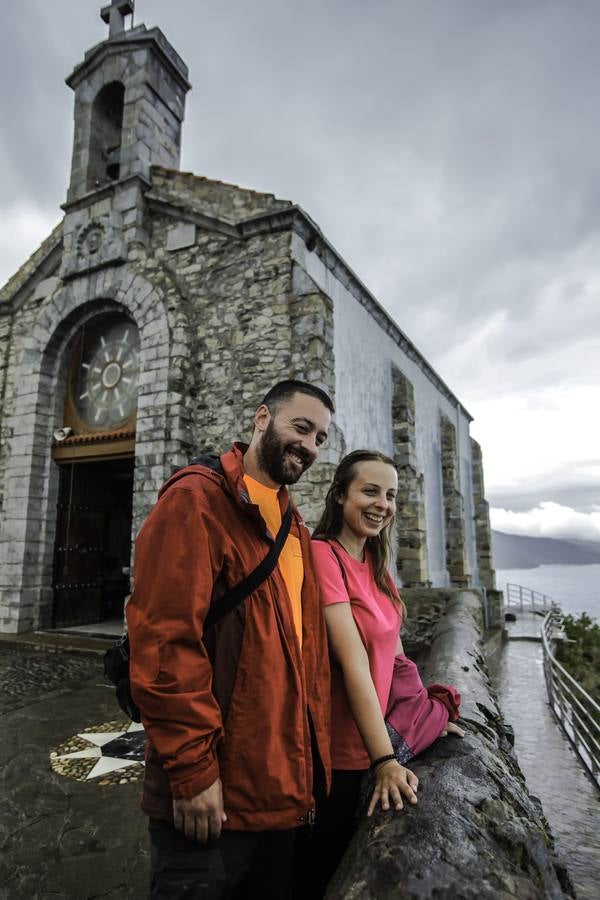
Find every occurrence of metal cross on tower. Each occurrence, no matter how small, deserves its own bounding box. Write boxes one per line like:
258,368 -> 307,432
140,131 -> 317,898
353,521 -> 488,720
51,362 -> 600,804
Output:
100,0 -> 135,38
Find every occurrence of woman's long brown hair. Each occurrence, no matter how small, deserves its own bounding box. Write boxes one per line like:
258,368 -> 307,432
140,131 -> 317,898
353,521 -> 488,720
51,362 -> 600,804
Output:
313,449 -> 406,616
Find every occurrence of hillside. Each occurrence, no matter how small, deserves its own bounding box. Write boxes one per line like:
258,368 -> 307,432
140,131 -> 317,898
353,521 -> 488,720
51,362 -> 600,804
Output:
492,531 -> 600,569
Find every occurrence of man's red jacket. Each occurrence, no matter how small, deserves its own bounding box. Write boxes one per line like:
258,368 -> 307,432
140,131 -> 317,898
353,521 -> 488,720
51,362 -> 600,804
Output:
127,444 -> 332,830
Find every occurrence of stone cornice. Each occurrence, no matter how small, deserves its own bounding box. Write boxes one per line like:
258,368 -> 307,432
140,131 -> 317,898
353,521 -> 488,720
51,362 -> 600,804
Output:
144,194 -> 240,238
61,174 -> 152,214
66,26 -> 191,94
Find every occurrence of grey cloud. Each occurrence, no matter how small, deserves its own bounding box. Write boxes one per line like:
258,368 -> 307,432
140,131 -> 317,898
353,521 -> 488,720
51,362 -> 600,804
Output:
489,483 -> 600,516
2,0 -> 600,515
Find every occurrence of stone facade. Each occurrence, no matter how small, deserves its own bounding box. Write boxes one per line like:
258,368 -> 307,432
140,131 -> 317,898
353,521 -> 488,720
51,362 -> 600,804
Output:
0,8 -> 496,632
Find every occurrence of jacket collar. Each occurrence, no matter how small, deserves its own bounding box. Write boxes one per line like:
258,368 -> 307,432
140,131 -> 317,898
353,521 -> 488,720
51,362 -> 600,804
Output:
221,442 -> 295,538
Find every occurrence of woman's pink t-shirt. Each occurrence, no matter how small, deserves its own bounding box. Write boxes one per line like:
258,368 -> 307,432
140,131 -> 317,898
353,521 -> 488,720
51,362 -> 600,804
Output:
311,539 -> 402,770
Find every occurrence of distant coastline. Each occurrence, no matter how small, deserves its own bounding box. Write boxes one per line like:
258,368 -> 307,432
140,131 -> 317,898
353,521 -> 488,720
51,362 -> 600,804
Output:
492,530 -> 600,570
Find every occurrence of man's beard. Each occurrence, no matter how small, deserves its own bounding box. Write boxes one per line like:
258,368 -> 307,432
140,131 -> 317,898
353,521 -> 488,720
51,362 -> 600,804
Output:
256,420 -> 312,485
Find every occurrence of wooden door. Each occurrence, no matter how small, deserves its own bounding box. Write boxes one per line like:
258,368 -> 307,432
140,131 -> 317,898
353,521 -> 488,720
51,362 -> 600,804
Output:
52,458 -> 134,626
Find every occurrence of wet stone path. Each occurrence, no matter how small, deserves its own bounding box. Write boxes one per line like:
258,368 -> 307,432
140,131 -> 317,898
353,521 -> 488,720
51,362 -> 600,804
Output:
0,646 -> 101,714
0,645 -> 148,900
490,617 -> 600,900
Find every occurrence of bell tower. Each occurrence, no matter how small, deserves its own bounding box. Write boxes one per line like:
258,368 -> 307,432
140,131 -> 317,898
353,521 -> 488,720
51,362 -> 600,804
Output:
60,0 -> 191,278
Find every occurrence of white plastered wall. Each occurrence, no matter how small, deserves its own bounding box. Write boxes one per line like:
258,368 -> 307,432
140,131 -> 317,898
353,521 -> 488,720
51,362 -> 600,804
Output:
291,233 -> 476,587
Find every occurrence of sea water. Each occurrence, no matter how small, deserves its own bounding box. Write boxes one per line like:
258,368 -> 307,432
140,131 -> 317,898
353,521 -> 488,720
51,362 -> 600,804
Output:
495,563 -> 600,620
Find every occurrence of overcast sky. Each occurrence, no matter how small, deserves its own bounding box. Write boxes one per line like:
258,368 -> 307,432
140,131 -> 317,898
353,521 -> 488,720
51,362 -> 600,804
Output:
2,0 -> 599,541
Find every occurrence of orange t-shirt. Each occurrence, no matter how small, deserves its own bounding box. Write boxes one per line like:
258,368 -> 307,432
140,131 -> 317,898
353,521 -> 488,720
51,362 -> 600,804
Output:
243,474 -> 304,646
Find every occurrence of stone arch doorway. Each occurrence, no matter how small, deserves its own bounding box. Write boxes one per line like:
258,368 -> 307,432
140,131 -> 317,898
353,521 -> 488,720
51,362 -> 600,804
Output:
1,265 -> 178,634
51,313 -> 139,628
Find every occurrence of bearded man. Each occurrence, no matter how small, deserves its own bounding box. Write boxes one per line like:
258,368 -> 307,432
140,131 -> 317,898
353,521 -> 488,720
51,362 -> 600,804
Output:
127,380 -> 334,899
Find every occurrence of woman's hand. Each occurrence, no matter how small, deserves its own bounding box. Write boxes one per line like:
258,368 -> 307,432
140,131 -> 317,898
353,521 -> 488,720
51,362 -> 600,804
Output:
367,760 -> 419,816
441,722 -> 465,738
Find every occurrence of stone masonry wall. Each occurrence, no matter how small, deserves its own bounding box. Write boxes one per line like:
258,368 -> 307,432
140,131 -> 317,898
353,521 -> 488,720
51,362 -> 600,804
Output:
138,210 -> 340,528
471,438 -> 496,590
391,366 -> 429,586
440,414 -> 470,587
146,219 -> 294,452
0,170 -> 343,631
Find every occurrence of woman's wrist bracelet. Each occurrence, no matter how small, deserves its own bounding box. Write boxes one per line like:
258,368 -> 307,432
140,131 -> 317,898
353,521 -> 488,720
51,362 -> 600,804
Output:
370,753 -> 396,771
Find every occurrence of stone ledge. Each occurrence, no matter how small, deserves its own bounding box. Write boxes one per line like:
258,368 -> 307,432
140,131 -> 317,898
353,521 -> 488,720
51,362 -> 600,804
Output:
326,591 -> 573,899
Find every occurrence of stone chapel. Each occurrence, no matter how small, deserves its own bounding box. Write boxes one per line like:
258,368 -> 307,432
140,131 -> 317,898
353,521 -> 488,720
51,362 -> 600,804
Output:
0,1 -> 495,633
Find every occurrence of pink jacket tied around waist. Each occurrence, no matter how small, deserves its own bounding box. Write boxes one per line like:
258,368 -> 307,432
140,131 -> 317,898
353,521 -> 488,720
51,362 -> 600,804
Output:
386,654 -> 461,758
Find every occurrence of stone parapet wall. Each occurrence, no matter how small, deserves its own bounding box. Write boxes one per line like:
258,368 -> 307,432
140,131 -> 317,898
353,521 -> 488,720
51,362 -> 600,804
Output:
326,591 -> 573,899
440,414 -> 470,587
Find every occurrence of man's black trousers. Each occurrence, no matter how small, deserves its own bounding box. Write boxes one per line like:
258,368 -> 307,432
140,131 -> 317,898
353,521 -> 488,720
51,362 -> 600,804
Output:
148,820 -> 295,900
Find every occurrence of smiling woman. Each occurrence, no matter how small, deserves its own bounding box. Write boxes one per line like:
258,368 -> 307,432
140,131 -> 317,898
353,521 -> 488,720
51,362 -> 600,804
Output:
304,449 -> 463,897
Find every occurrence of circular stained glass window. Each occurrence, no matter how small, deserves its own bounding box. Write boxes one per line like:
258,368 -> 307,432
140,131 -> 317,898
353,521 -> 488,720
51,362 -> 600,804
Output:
70,318 -> 140,430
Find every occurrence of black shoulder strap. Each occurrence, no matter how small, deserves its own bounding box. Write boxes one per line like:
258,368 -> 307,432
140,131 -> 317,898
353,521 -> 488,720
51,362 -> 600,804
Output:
203,501 -> 292,631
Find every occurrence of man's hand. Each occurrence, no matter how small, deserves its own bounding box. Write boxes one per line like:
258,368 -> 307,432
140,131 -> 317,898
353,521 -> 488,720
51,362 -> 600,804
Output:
173,778 -> 227,843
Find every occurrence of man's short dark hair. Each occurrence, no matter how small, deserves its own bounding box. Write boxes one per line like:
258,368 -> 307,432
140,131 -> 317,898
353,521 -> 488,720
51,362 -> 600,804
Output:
261,380 -> 335,415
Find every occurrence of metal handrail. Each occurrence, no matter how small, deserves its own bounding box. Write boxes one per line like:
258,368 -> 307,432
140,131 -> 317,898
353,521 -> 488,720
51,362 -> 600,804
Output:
505,582 -> 554,613
541,607 -> 600,789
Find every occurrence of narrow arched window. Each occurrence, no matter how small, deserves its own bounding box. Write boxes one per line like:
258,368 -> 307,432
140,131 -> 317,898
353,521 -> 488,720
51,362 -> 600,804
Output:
87,82 -> 125,189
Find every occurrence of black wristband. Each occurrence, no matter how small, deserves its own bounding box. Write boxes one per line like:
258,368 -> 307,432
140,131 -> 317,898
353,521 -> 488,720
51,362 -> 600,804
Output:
370,753 -> 396,771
